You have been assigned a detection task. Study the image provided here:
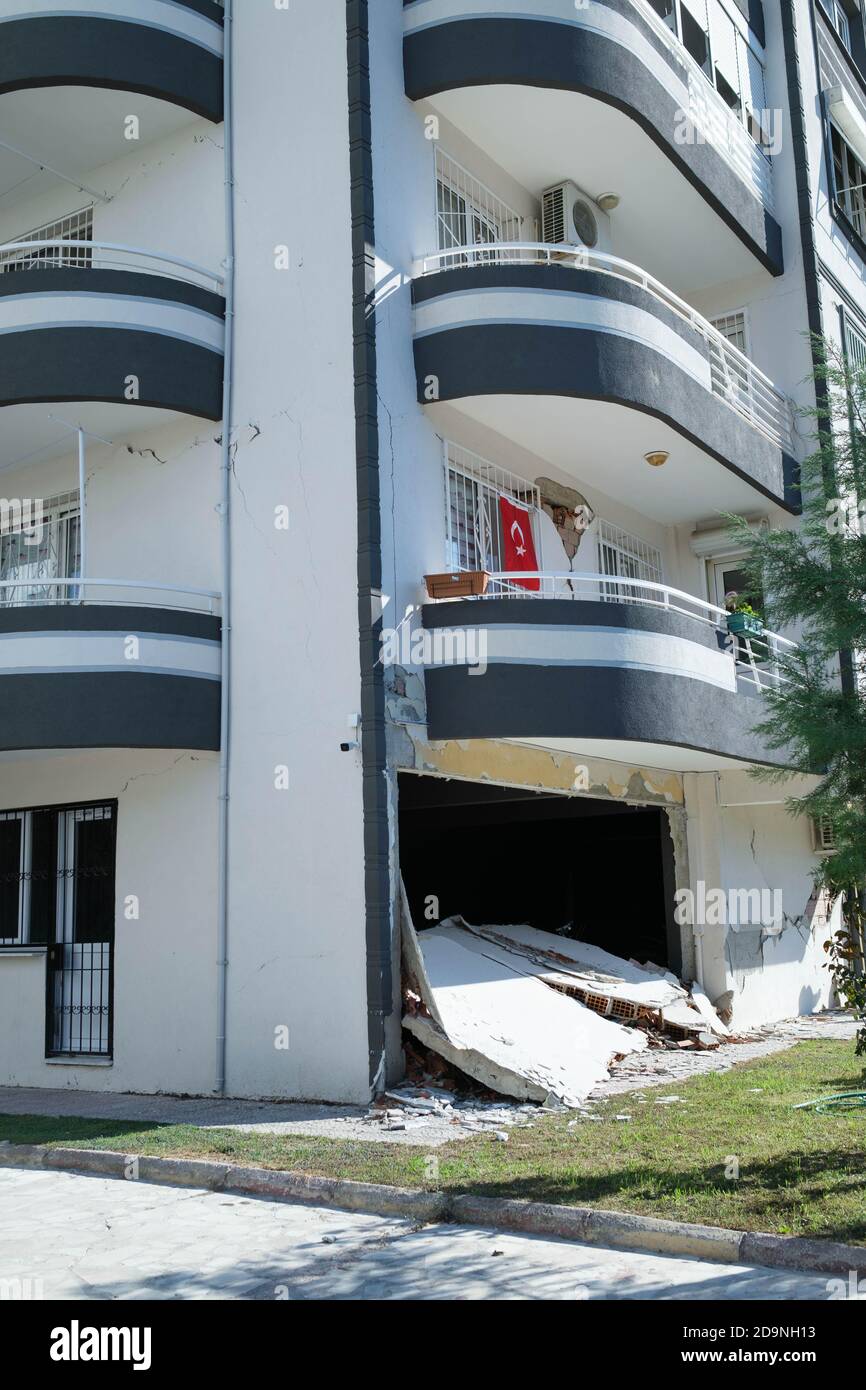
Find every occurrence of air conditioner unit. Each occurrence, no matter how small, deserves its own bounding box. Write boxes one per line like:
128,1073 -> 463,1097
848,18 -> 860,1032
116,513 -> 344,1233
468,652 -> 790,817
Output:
811,815 -> 837,855
541,180 -> 611,254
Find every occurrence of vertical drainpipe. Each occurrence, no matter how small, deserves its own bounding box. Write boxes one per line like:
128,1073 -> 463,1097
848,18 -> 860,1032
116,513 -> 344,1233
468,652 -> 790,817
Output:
215,0 -> 235,1095
346,0 -> 392,1091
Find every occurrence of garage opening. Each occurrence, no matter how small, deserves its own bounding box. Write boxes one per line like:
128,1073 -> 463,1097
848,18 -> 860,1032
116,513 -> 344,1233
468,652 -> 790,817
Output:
398,772 -> 681,973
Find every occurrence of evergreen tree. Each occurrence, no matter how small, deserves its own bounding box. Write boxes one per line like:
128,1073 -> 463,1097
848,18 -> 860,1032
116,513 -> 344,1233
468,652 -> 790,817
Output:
730,337 -> 866,1051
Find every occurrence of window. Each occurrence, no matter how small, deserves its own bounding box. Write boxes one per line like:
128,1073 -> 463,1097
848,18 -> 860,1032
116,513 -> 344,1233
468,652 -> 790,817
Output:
0,491 -> 80,606
0,208 -> 93,274
647,0 -> 678,32
681,2 -> 712,76
820,0 -> 853,52
435,150 -> 524,262
710,310 -> 748,353
831,123 -> 866,239
0,803 -> 113,950
643,0 -> 768,150
445,444 -> 540,594
844,315 -> 866,371
597,520 -> 663,602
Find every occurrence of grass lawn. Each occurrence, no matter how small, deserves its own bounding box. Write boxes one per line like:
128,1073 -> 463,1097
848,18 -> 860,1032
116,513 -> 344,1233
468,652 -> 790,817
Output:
1,1040 -> 865,1243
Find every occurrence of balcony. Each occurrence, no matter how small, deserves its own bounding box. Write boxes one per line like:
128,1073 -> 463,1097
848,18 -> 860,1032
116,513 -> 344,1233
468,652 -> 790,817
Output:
413,245 -> 799,519
0,240 -> 225,455
0,579 -> 221,752
404,0 -> 781,284
0,1 -> 224,119
420,571 -> 798,771
0,2 -> 223,213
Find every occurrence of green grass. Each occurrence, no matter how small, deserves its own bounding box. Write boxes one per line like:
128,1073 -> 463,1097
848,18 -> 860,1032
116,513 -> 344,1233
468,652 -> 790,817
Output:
2,1040 -> 865,1243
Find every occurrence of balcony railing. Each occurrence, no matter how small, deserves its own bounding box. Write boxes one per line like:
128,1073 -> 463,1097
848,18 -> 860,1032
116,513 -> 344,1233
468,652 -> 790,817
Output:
428,569 -> 796,693
0,240 -> 224,293
419,242 -> 797,453
0,577 -> 221,615
633,0 -> 774,210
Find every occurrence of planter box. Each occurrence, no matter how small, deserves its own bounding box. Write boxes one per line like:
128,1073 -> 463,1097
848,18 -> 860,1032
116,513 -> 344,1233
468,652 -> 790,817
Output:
425,571 -> 489,600
726,611 -> 764,638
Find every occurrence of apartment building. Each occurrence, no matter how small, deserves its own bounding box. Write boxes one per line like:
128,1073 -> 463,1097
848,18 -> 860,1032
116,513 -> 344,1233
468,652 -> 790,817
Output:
0,0 -> 857,1101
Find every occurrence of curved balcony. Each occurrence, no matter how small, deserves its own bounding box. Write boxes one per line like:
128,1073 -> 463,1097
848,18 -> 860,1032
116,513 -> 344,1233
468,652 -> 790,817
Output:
413,246 -> 799,519
0,0 -> 224,122
0,241 -> 225,426
0,579 -> 221,752
421,572 -> 798,771
404,0 -> 781,281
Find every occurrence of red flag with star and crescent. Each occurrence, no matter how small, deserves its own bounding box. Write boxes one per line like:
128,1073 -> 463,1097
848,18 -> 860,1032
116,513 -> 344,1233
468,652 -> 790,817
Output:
499,496 -> 540,591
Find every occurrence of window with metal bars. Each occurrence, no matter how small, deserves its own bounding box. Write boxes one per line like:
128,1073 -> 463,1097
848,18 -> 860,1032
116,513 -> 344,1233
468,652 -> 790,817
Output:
435,150 -> 525,261
0,803 -> 114,950
445,444 -> 540,594
844,315 -> 866,372
831,123 -> 866,240
0,491 -> 80,606
710,310 -> 748,353
0,208 -> 93,274
597,519 -> 663,602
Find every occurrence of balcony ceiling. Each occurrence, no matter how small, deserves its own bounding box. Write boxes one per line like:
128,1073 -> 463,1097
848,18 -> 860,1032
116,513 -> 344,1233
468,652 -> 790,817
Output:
426,85 -> 768,298
0,87 -> 200,212
430,395 -> 779,524
509,735 -> 776,774
0,401 -> 199,478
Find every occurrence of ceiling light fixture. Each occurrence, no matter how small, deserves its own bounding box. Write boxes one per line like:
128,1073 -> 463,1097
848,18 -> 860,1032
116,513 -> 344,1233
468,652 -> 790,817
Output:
596,192 -> 620,211
644,450 -> 669,468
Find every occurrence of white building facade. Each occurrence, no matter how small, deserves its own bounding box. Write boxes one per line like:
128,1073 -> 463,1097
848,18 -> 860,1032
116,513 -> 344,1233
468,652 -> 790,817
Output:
0,0 -> 856,1100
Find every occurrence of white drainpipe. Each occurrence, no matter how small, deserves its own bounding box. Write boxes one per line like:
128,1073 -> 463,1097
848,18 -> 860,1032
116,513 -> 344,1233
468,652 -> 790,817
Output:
215,0 -> 235,1095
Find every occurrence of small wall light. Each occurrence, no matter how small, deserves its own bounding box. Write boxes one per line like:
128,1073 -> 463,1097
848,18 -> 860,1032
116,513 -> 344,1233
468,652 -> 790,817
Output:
644,450 -> 669,468
596,192 -> 620,212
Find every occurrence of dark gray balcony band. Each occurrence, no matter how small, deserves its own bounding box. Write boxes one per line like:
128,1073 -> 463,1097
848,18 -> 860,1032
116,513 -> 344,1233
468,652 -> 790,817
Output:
413,264 -> 799,513
0,8 -> 224,123
403,1 -> 781,275
0,269 -> 224,421
421,599 -> 795,768
0,606 -> 220,752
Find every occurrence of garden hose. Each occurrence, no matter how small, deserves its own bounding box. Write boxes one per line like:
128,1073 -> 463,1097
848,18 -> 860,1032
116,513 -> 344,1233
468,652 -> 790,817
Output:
793,1091 -> 866,1114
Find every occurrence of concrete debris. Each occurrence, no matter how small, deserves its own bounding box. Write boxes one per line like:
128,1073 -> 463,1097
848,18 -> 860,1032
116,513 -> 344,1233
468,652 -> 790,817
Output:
444,917 -> 728,1039
401,912 -> 645,1107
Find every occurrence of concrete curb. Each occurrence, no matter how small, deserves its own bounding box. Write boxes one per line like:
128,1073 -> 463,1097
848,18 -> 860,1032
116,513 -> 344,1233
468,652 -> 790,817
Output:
2,1143 -> 864,1277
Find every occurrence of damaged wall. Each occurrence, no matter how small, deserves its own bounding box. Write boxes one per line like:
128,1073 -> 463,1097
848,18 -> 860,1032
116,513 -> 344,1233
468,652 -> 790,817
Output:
684,771 -> 836,1028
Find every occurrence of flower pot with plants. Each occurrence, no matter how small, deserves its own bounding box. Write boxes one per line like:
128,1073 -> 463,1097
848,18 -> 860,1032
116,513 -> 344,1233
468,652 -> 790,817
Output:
725,602 -> 764,638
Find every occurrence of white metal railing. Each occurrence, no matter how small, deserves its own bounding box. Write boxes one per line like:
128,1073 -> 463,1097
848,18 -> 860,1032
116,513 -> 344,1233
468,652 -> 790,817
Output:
430,568 -> 796,692
0,240 -> 224,293
634,0 -> 775,210
0,577 -> 221,615
419,242 -> 796,452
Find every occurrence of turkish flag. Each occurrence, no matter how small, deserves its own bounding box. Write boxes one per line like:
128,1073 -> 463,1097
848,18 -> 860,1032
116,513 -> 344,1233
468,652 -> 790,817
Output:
499,496 -> 540,591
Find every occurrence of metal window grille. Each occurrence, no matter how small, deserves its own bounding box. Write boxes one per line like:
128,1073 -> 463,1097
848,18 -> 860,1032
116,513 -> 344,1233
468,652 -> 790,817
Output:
844,316 -> 866,373
435,149 -> 528,261
0,491 -> 80,606
597,519 -> 663,602
0,208 -> 93,273
444,443 -> 540,596
710,310 -> 748,354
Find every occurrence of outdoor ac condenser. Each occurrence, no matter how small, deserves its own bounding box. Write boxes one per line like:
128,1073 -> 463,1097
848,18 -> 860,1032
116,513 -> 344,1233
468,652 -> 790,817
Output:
541,180 -> 611,254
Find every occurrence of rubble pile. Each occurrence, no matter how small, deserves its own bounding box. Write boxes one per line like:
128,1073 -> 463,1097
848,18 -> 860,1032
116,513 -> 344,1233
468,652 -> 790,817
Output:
400,887 -> 731,1109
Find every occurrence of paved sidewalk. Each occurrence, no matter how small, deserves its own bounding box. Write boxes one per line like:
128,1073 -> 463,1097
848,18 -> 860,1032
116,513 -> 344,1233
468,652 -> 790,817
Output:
0,1167 -> 845,1301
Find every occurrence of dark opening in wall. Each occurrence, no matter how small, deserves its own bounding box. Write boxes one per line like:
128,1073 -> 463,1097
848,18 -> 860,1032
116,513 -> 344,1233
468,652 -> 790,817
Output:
398,773 -> 681,973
